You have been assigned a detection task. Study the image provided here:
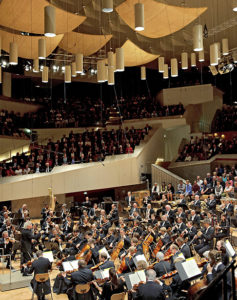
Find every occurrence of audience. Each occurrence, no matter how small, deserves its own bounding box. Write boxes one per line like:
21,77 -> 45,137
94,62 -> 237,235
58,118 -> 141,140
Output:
0,126 -> 151,176
177,135 -> 237,162
212,105 -> 237,132
0,99 -> 184,131
0,110 -> 28,138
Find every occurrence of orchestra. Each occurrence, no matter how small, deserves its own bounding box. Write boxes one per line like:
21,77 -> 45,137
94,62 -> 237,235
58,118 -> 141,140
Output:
1,187 -> 236,300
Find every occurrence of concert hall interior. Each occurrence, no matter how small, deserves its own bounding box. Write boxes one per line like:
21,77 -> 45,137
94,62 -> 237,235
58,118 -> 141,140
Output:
0,1 -> 237,300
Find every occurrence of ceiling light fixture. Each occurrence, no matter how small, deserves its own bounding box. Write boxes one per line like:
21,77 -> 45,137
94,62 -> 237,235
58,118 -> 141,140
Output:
44,6 -> 56,37
9,42 -> 18,65
158,57 -> 164,73
193,24 -> 203,51
102,0 -> 113,13
181,52 -> 188,69
135,2 -> 144,31
42,66 -> 49,83
233,0 -> 237,11
116,48 -> 124,72
141,66 -> 146,80
163,64 -> 169,79
171,58 -> 178,77
38,39 -> 46,59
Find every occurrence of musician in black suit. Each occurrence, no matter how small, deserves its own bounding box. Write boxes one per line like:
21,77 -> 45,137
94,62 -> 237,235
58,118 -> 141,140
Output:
125,191 -> 135,206
21,221 -> 41,267
206,250 -> 231,300
221,200 -> 234,215
134,269 -> 165,300
100,268 -> 125,300
159,227 -> 171,246
189,210 -> 200,227
98,252 -> 115,270
176,207 -> 186,221
144,204 -> 154,220
129,203 -> 140,218
185,221 -> 197,241
108,203 -> 119,223
204,194 -> 216,211
82,196 -> 92,208
41,204 -> 49,221
62,259 -> 94,300
177,194 -> 187,209
159,215 -> 171,229
28,250 -> 52,300
148,213 -> 158,226
194,219 -> 215,256
142,192 -> 152,207
215,214 -> 229,239
176,237 -> 191,258
191,195 -> 201,210
0,231 -> 15,269
88,203 -> 99,219
154,252 -> 171,277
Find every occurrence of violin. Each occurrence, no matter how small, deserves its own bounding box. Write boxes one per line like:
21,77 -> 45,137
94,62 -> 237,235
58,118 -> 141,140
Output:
90,262 -> 104,271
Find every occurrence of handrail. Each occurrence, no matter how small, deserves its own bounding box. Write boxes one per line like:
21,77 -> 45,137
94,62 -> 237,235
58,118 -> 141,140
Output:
196,259 -> 236,300
152,164 -> 185,181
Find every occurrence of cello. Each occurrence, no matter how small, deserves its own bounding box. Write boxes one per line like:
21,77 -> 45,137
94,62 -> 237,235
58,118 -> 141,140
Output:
110,239 -> 124,261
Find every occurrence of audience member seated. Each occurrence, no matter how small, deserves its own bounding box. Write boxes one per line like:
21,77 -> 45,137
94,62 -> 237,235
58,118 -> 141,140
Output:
0,126 -> 150,176
176,135 -> 237,162
212,105 -> 237,132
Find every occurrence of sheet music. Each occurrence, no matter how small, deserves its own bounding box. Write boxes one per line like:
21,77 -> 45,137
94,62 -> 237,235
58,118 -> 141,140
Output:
136,270 -> 146,283
128,273 -> 140,288
225,240 -> 236,257
62,261 -> 73,272
133,254 -> 148,267
181,258 -> 201,278
98,247 -> 110,258
43,251 -> 54,263
101,268 -> 110,279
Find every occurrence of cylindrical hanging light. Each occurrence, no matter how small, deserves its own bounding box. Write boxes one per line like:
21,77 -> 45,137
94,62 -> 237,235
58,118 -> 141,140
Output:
116,48 -> 124,72
163,64 -> 169,79
233,52 -> 237,63
33,59 -> 39,72
108,67 -> 115,85
171,58 -> 178,77
141,66 -> 146,80
71,62 -> 76,77
104,65 -> 108,82
0,67 -> 2,84
181,52 -> 188,69
44,6 -> 56,37
191,52 -> 196,67
42,66 -> 48,83
216,42 -> 221,59
198,50 -> 205,62
210,43 -> 218,66
135,3 -> 144,31
108,51 -> 114,68
0,36 -> 2,56
222,38 -> 229,56
158,57 -> 164,73
233,0 -> 237,11
65,65 -> 71,83
9,42 -> 18,65
102,0 -> 113,13
76,53 -> 83,73
38,39 -> 46,59
97,60 -> 105,83
193,24 -> 203,51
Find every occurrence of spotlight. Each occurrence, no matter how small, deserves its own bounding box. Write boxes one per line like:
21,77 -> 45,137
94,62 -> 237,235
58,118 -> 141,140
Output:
62,66 -> 65,72
52,65 -> 58,72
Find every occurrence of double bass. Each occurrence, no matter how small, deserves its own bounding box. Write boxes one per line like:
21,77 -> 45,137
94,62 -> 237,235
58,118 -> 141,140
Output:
110,239 -> 124,261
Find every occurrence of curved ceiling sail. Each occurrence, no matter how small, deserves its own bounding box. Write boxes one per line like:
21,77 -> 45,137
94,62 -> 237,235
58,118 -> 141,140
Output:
59,32 -> 112,56
122,40 -> 159,67
116,0 -> 207,39
0,29 -> 63,59
0,0 -> 86,35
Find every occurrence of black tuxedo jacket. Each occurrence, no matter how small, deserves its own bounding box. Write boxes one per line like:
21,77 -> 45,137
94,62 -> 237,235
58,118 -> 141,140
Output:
180,244 -> 191,258
135,281 -> 165,300
154,261 -> 171,277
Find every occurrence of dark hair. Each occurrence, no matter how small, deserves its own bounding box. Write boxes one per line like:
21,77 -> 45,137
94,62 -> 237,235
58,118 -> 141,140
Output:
109,268 -> 118,288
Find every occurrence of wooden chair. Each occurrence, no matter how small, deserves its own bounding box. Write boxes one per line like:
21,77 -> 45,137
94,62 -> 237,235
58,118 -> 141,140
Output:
75,283 -> 91,299
32,273 -> 53,300
111,292 -> 126,300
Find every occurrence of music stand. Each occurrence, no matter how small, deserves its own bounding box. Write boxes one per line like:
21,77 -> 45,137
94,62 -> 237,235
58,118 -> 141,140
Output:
175,257 -> 201,282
